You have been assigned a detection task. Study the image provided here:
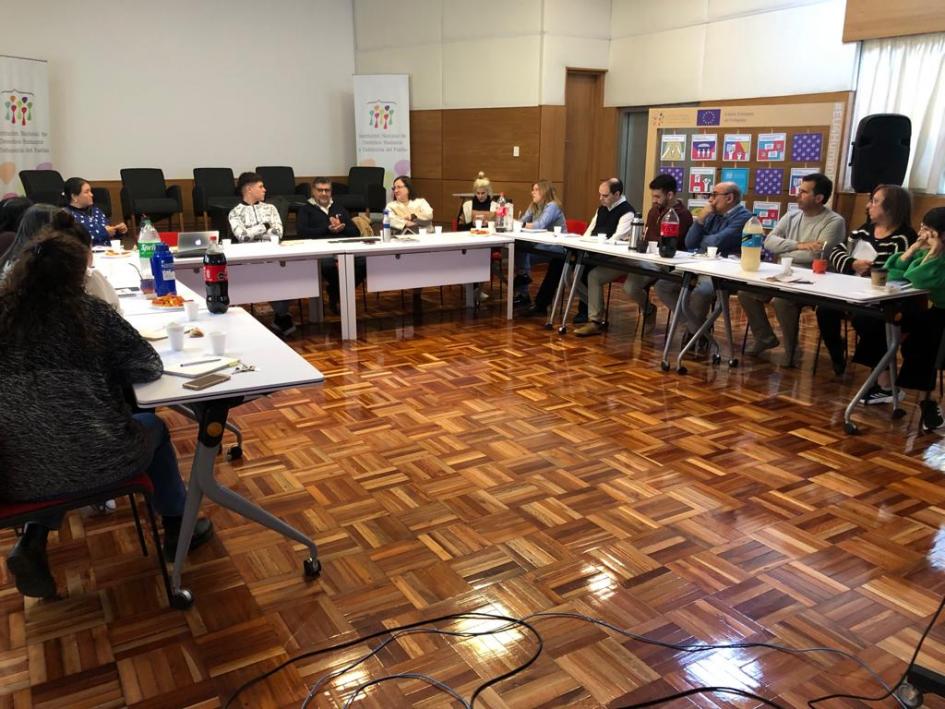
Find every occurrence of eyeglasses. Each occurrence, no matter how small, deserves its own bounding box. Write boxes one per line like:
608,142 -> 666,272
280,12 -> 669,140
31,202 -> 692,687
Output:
710,191 -> 732,198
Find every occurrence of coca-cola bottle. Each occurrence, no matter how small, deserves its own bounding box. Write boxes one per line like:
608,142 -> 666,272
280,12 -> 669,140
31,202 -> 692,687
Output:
203,234 -> 229,314
658,208 -> 680,258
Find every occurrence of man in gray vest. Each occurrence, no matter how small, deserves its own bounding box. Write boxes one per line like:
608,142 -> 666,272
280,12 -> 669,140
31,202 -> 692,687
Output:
739,173 -> 845,366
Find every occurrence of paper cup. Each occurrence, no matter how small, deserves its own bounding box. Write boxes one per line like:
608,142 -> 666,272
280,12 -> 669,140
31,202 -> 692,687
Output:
184,301 -> 199,321
781,256 -> 793,272
110,239 -> 122,252
488,221 -> 496,234
434,225 -> 443,235
597,233 -> 607,243
269,234 -> 280,245
553,226 -> 562,235
512,221 -> 522,234
871,268 -> 888,288
223,238 -> 233,248
706,246 -> 718,258
418,227 -> 428,235
474,219 -> 483,229
167,322 -> 185,351
209,330 -> 226,355
646,241 -> 659,254
812,258 -> 827,274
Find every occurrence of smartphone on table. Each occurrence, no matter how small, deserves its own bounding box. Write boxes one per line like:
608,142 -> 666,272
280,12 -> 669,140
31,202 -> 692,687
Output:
182,373 -> 231,390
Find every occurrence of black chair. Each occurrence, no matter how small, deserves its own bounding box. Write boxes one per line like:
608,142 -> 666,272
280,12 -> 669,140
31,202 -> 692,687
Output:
19,169 -> 112,217
192,168 -> 240,231
333,166 -> 385,215
254,166 -> 308,213
120,168 -> 184,232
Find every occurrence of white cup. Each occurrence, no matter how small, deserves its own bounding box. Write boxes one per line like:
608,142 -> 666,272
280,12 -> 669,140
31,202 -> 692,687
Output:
184,300 -> 199,321
781,256 -> 793,272
646,241 -> 659,255
223,238 -> 233,248
418,227 -> 428,236
706,246 -> 718,258
209,330 -> 226,355
597,233 -> 607,243
474,219 -> 483,229
512,220 -> 522,234
269,234 -> 280,245
553,226 -> 562,236
167,322 -> 185,351
110,239 -> 122,252
434,225 -> 443,235
488,221 -> 496,234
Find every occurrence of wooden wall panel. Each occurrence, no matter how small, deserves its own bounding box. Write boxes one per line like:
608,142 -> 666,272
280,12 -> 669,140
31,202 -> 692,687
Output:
442,108 -> 541,183
539,106 -> 566,183
835,191 -> 945,232
844,0 -> 945,41
411,110 -> 443,180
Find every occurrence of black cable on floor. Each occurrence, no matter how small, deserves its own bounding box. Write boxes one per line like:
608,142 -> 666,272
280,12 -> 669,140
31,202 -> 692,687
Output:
615,685 -> 787,708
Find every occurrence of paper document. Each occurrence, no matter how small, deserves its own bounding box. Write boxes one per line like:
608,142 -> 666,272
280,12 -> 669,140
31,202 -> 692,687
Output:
851,239 -> 878,262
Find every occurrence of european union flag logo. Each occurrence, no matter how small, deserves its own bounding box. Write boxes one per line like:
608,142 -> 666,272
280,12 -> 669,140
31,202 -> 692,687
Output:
697,109 -> 721,127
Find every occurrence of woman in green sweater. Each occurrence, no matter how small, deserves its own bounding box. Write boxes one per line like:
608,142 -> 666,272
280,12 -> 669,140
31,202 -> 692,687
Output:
886,207 -> 945,432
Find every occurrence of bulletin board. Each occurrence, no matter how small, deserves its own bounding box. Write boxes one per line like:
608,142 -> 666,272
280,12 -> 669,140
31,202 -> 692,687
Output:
643,102 -> 846,230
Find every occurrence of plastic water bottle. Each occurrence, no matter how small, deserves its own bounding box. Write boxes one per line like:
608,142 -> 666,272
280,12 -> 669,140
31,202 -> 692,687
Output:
136,216 -> 160,296
496,193 -> 508,232
150,242 -> 177,296
741,216 -> 764,272
381,209 -> 391,241
203,234 -> 229,314
658,208 -> 680,258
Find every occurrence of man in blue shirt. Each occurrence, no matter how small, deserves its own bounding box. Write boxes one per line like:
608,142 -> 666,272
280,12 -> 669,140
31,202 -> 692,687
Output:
654,181 -> 751,337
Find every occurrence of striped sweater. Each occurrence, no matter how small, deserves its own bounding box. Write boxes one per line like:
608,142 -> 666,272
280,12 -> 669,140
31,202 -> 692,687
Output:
827,222 -> 916,275
0,295 -> 163,501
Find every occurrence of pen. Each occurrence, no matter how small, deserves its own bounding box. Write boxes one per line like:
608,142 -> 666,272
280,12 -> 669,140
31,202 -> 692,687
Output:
179,358 -> 221,367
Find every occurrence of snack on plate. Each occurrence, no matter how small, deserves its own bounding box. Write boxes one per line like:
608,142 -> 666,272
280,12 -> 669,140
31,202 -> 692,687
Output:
105,249 -> 124,257
188,326 -> 204,338
470,228 -> 490,235
152,294 -> 185,308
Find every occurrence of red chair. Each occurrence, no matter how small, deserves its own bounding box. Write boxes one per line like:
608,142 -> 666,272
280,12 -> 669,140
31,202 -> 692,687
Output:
157,231 -> 179,247
0,474 -> 174,604
566,219 -> 588,235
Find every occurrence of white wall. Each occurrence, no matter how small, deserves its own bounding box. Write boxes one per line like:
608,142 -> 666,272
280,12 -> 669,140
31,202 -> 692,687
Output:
606,0 -> 859,106
5,0 -> 357,179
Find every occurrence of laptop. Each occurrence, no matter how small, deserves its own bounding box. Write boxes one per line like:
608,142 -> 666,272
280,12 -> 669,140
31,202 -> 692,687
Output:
176,231 -> 219,258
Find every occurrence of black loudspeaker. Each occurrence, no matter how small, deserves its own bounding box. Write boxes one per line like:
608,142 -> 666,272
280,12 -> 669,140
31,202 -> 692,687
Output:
850,113 -> 911,193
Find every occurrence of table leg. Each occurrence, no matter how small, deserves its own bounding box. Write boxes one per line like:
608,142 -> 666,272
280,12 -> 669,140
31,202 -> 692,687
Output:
547,257 -> 572,330
675,297 -> 723,374
886,321 -> 906,420
506,242 -> 515,321
559,256 -> 584,335
843,322 -> 902,434
661,272 -> 690,371
338,253 -> 356,341
718,286 -> 738,368
171,400 -> 321,607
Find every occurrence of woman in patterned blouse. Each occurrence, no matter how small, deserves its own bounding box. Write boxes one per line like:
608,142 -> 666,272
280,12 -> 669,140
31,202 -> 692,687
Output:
63,177 -> 127,247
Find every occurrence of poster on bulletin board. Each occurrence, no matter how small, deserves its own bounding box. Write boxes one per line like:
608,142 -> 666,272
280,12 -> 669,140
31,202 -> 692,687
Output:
757,132 -> 786,161
720,167 -> 749,195
689,168 -> 715,195
722,134 -> 751,162
752,201 -> 781,229
660,134 -> 687,161
789,168 -> 810,196
690,135 -> 717,161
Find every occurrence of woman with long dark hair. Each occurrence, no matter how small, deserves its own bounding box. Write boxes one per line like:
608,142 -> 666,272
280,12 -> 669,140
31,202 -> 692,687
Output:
63,177 -> 127,247
0,229 -> 212,598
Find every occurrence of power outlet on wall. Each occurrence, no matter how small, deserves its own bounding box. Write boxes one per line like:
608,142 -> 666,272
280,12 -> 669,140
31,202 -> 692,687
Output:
513,146 -> 520,157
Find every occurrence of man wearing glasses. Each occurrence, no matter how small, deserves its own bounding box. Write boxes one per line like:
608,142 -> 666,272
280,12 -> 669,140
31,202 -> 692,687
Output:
654,181 -> 751,341
297,178 -> 364,314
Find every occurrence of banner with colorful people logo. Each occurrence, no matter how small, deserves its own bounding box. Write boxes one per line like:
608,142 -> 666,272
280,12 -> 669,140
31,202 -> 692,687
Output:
353,74 -> 410,192
0,55 -> 52,198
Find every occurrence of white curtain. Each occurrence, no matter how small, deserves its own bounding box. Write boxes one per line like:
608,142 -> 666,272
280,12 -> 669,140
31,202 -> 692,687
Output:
851,32 -> 945,194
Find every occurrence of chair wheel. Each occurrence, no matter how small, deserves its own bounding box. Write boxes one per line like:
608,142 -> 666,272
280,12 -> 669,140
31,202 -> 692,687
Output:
677,366 -> 688,375
896,682 -> 922,709
892,407 -> 906,419
660,361 -> 670,372
171,588 -> 194,610
227,445 -> 243,461
844,422 -> 859,435
543,322 -> 553,330
728,358 -> 739,368
303,558 -> 322,579
712,354 -> 721,365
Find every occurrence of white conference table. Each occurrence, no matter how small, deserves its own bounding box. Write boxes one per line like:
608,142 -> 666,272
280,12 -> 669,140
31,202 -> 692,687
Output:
171,234 -> 514,341
672,258 -> 927,434
98,255 -> 326,608
513,230 -> 698,334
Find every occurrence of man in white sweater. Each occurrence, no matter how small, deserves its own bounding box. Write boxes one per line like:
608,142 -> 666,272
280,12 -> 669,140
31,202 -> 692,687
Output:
228,173 -> 296,335
739,173 -> 846,366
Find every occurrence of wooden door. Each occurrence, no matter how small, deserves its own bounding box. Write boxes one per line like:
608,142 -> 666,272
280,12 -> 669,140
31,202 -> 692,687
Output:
564,71 -> 604,225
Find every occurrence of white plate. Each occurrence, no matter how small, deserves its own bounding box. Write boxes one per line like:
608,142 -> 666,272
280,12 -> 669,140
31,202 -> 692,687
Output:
150,303 -> 184,311
100,251 -> 131,259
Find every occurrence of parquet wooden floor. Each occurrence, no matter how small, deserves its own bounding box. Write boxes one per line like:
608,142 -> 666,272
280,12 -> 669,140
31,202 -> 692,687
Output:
4,279 -> 945,708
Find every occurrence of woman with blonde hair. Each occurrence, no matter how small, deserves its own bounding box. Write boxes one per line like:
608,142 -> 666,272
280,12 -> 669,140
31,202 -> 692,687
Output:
514,180 -> 569,313
457,172 -> 498,231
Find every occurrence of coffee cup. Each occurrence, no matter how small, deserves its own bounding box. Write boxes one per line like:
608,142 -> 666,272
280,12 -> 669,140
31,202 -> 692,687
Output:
553,226 -> 562,236
488,221 -> 496,234
781,256 -> 793,273
512,221 -> 522,233
110,239 -> 122,252
184,300 -> 199,322
871,268 -> 888,288
474,219 -> 483,230
269,234 -> 280,245
646,241 -> 658,255
167,322 -> 185,351
706,246 -> 718,258
209,330 -> 226,355
434,225 -> 443,235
